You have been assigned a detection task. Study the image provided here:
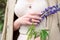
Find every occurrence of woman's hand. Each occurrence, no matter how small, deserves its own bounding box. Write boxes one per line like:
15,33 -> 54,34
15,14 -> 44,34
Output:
18,13 -> 42,25
14,12 -> 42,31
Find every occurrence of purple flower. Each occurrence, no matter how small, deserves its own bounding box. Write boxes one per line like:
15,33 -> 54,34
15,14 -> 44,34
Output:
45,8 -> 48,11
41,4 -> 60,20
57,8 -> 60,11
48,7 -> 52,9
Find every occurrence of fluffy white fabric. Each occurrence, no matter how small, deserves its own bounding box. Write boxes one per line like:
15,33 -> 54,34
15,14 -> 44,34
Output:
14,0 -> 48,40
17,34 -> 27,40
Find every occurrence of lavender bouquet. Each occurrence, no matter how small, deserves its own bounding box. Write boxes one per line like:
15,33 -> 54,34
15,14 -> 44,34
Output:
27,4 -> 60,40
41,4 -> 60,19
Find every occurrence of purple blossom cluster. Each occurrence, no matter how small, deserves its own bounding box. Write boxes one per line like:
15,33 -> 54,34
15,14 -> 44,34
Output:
41,4 -> 60,19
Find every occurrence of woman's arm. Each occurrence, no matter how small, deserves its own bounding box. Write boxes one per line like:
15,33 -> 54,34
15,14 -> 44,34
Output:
14,12 -> 42,31
13,14 -> 19,40
14,18 -> 22,31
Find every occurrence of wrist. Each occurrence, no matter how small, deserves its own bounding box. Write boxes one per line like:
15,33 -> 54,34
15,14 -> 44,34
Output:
14,18 -> 22,31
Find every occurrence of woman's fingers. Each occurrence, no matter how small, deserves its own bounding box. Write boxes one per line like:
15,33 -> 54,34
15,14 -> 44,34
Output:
27,15 -> 42,20
26,21 -> 38,25
26,19 -> 41,25
18,12 -> 42,26
29,12 -> 43,16
26,21 -> 32,25
31,19 -> 40,23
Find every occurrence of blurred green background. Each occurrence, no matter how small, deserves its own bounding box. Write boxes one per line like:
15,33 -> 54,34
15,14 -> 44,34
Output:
0,0 -> 7,32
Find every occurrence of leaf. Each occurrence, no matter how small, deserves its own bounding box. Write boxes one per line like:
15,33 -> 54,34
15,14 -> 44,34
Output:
40,29 -> 48,40
27,23 -> 36,40
0,23 -> 3,32
33,31 -> 37,38
0,0 -> 6,32
27,23 -> 49,40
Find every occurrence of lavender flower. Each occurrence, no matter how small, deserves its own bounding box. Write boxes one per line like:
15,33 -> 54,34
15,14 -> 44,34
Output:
41,4 -> 60,19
